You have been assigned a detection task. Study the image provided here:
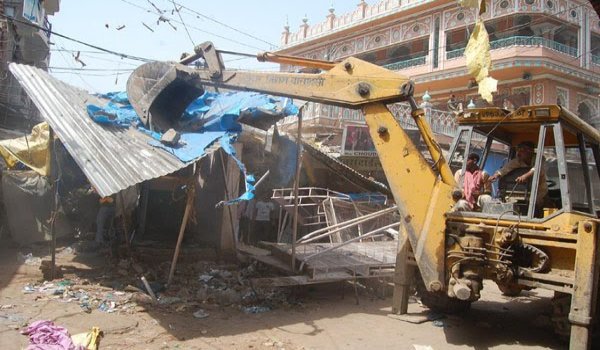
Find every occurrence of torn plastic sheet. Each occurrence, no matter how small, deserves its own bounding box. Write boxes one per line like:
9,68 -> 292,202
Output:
181,91 -> 299,132
220,133 -> 256,205
142,129 -> 226,163
86,102 -> 140,128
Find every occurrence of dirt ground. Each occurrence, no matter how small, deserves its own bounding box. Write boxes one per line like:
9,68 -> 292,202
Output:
0,241 -> 568,350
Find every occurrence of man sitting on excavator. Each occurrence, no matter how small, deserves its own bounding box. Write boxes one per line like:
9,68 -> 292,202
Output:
453,152 -> 492,211
489,141 -> 550,211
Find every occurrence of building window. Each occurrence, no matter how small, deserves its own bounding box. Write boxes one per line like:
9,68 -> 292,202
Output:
546,0 -> 553,8
525,0 -> 535,4
4,6 -> 16,17
433,17 -> 440,68
413,25 -> 420,32
375,36 -> 381,43
512,86 -> 532,107
500,0 -> 509,8
457,12 -> 465,20
570,10 -> 577,18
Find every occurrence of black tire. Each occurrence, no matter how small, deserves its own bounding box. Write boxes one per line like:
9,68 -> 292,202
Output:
497,282 -> 524,297
416,280 -> 471,314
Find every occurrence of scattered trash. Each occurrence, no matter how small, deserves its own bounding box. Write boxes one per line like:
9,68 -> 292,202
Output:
413,345 -> 434,350
158,296 -> 182,305
198,274 -> 213,283
432,320 -> 445,327
193,309 -> 210,319
98,301 -> 117,313
17,252 -> 42,266
0,304 -> 15,310
22,285 -> 35,294
242,306 -> 270,314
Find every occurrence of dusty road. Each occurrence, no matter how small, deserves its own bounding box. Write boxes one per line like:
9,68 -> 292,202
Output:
0,244 -> 566,350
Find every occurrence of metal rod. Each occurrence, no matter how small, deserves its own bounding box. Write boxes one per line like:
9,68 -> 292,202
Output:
167,165 -> 197,287
297,205 -> 398,243
299,222 -> 400,271
291,110 -> 303,272
140,276 -> 158,303
298,206 -> 398,245
254,170 -> 270,189
217,49 -> 257,58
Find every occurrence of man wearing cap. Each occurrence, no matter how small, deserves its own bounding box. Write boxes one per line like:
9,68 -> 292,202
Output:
454,152 -> 492,210
489,141 -> 549,207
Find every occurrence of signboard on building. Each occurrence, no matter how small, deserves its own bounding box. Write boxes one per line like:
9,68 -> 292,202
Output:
341,124 -> 377,156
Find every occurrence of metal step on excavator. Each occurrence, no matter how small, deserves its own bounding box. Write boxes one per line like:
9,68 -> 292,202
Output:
127,41 -> 600,350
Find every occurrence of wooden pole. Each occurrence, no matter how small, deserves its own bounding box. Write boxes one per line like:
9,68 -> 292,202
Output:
118,192 -> 131,251
291,110 -> 303,271
48,128 -> 58,281
218,151 -> 238,252
167,165 -> 197,287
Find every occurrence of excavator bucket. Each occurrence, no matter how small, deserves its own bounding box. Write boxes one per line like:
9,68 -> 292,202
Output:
126,61 -> 205,131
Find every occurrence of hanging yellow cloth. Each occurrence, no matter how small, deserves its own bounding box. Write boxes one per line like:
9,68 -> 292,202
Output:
0,122 -> 51,176
465,19 -> 498,103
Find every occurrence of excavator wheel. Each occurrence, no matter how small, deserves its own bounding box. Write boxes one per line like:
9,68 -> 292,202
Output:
496,282 -> 525,297
416,280 -> 471,314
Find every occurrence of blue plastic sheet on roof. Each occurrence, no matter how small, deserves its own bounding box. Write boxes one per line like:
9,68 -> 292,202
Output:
86,90 -> 299,203
181,91 -> 298,132
154,131 -> 226,163
86,102 -> 140,128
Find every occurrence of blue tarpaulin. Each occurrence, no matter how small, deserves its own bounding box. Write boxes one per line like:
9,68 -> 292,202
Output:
87,90 -> 298,203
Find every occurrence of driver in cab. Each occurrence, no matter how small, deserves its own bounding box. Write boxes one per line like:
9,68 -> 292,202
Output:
489,141 -> 549,209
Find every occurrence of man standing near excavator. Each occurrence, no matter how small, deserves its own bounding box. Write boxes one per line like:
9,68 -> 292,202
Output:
454,152 -> 491,210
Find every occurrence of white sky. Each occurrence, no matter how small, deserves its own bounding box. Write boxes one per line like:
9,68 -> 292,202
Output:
48,0 -> 369,93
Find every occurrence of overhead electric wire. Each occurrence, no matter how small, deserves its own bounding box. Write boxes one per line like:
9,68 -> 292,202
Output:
117,0 -> 266,51
0,12 -> 154,63
168,0 -> 278,48
170,0 -> 195,47
49,66 -> 134,72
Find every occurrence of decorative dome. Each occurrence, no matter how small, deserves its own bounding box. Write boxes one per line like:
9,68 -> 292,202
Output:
422,91 -> 431,102
302,14 -> 309,24
467,99 -> 476,109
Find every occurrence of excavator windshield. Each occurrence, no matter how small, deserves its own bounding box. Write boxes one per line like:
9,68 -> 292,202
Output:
449,105 -> 600,220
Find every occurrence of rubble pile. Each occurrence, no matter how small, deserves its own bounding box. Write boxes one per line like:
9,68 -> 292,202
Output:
20,257 -> 299,319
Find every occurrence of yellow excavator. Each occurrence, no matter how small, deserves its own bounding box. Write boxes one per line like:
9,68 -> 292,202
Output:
127,42 -> 600,350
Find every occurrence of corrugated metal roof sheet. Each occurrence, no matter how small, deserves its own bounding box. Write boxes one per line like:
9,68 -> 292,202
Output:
9,63 -> 196,197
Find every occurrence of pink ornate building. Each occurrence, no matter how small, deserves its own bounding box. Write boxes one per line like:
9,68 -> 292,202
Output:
277,0 -> 600,133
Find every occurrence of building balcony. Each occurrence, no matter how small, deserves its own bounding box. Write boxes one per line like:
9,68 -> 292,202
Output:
383,56 -> 427,71
446,36 -> 578,60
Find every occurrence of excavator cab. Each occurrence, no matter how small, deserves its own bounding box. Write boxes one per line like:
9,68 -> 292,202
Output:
449,105 -> 600,219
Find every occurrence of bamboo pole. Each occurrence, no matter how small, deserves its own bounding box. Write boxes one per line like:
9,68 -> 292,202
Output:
167,165 -> 197,287
219,151 -> 238,252
291,110 -> 303,271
